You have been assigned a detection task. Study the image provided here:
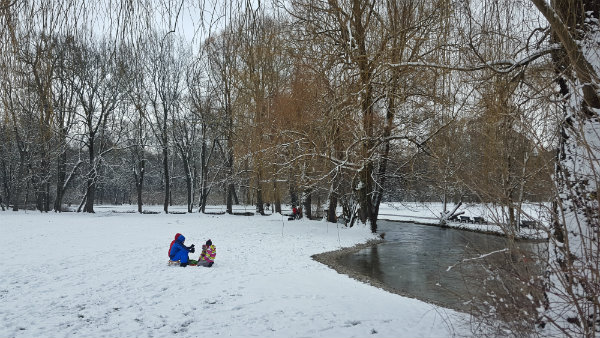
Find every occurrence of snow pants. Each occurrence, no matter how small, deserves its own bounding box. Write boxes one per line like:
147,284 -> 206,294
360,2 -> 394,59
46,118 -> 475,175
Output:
170,250 -> 189,264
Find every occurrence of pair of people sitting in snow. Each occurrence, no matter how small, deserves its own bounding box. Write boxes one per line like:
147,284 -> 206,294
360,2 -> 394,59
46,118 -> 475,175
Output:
168,233 -> 216,267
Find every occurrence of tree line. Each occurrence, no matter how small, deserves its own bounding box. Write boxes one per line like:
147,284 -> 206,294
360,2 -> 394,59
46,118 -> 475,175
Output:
0,1 -> 555,227
1,0 -> 600,336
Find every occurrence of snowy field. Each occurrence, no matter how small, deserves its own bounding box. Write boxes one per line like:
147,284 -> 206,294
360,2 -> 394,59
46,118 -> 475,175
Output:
0,205 -> 472,338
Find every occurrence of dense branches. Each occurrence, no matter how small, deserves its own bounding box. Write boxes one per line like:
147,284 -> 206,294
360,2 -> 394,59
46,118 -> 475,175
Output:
1,3 -> 599,334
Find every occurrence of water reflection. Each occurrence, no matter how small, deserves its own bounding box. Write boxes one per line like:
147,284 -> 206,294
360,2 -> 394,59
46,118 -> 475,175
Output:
337,221 -> 546,312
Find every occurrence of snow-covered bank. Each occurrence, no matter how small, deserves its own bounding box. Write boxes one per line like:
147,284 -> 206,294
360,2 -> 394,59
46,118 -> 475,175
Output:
378,202 -> 549,240
0,206 -> 470,338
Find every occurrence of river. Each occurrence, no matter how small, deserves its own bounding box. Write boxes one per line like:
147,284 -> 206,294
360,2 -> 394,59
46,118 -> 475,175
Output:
337,220 -> 546,312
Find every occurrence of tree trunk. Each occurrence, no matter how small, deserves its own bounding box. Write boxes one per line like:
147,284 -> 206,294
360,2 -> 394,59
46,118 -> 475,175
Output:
162,145 -> 169,214
180,152 -> 193,213
193,165 -> 200,212
226,182 -> 234,214
31,170 -> 42,212
256,172 -> 264,215
83,174 -> 95,213
273,177 -> 281,214
44,181 -> 50,212
302,188 -> 312,219
1,159 -> 10,210
327,190 -> 338,223
226,145 -> 234,214
199,167 -> 209,214
357,165 -> 376,232
83,140 -> 96,213
54,149 -> 66,212
13,154 -> 27,212
77,194 -> 86,212
134,159 -> 144,213
199,141 -> 209,213
185,171 -> 193,213
327,127 -> 343,223
136,180 -> 143,213
289,179 -> 298,208
54,188 -> 64,212
531,1 -> 600,335
354,2 -> 377,233
531,0 -> 600,110
36,159 -> 50,212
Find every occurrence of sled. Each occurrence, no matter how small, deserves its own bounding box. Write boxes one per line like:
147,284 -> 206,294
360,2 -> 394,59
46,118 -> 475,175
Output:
167,259 -> 198,266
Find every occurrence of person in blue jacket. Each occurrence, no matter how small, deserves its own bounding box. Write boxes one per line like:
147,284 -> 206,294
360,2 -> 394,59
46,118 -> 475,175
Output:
168,233 -> 195,267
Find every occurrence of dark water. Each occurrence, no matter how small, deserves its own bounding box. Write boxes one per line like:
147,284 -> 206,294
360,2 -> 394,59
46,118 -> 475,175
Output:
337,221 -> 545,311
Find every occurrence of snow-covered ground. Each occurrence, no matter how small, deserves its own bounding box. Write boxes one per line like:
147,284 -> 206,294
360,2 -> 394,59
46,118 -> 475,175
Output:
378,202 -> 550,239
0,205 -> 472,338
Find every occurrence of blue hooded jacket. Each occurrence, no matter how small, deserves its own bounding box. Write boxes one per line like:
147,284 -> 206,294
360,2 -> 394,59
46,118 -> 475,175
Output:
168,233 -> 190,263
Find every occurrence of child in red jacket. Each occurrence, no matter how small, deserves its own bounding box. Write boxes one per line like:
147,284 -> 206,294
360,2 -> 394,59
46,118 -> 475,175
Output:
168,233 -> 195,267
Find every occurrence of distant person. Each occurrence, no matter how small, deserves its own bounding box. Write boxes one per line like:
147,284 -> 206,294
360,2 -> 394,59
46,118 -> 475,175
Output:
292,206 -> 299,219
168,233 -> 195,267
198,239 -> 216,267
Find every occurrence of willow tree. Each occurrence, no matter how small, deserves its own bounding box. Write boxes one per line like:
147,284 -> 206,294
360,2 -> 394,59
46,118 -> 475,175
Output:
236,12 -> 289,215
287,0 -> 451,232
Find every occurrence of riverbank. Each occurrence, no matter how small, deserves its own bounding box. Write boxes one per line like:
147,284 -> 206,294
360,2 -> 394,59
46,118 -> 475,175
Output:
378,202 -> 549,240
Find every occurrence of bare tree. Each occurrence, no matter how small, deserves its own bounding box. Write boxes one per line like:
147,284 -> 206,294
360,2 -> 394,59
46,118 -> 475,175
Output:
52,34 -> 83,212
122,42 -> 151,213
187,57 -> 220,213
143,32 -> 186,214
204,17 -> 242,214
69,36 -> 124,213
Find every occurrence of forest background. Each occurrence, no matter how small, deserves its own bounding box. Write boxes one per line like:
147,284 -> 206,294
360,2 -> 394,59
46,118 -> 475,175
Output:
1,1 -> 599,336
0,0 -> 560,227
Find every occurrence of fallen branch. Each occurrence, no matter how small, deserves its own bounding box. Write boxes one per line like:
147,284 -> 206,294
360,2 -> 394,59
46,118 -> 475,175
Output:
446,248 -> 509,271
